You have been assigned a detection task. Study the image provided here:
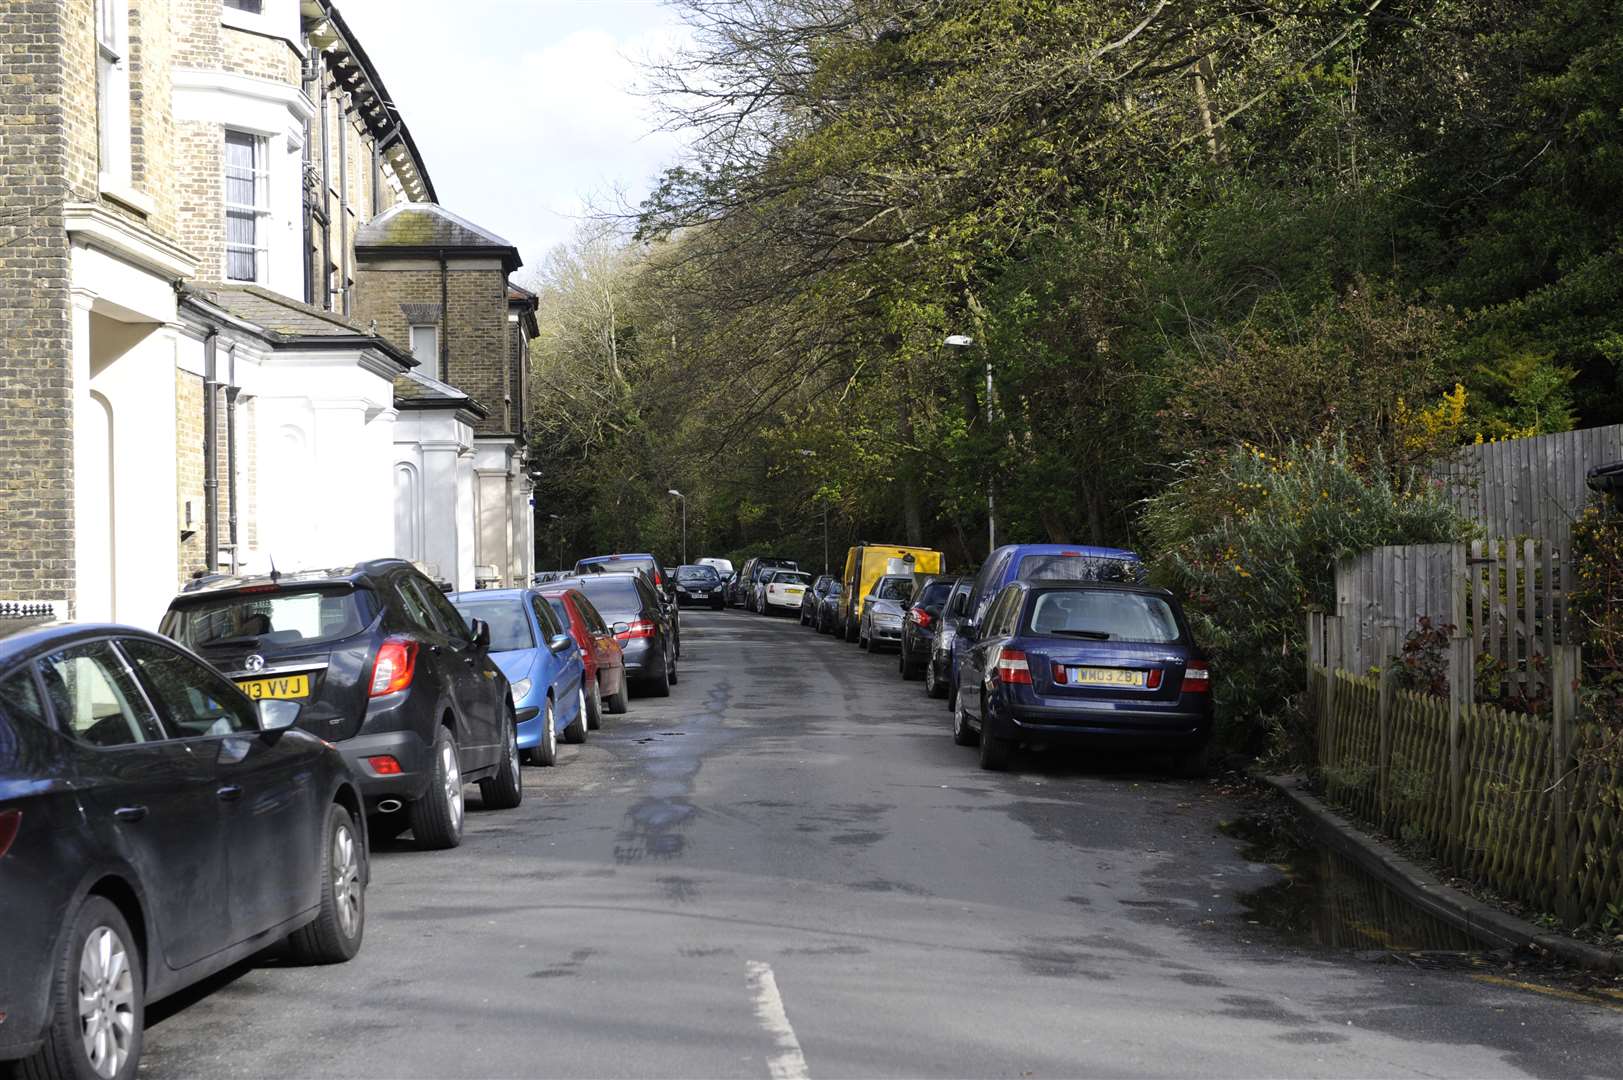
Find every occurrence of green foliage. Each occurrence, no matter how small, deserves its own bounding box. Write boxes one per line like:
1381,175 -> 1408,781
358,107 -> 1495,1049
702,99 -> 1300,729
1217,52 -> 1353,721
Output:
1143,439 -> 1467,754
1569,500 -> 1623,734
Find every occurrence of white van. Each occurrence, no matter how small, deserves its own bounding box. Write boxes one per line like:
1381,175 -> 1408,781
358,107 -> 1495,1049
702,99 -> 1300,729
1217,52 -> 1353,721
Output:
697,557 -> 735,578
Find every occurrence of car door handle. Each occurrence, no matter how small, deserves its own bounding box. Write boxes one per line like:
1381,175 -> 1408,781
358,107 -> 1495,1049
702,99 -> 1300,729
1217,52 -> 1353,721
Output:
113,805 -> 148,822
216,785 -> 243,802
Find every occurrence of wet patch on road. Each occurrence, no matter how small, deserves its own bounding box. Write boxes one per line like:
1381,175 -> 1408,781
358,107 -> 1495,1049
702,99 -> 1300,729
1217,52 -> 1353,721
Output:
828,829 -> 885,846
847,878 -> 930,895
657,874 -> 702,903
528,947 -> 597,979
780,944 -> 869,957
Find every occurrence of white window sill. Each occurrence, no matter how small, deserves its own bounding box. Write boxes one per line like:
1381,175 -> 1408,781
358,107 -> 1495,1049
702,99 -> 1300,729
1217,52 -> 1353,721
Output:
99,178 -> 155,217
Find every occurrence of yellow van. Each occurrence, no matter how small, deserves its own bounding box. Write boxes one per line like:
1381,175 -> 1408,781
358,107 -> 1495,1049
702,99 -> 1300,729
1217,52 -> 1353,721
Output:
837,545 -> 945,642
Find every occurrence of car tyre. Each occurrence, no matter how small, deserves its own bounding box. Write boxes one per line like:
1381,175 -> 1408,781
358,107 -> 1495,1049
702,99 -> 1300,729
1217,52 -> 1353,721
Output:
952,691 -> 979,747
409,725 -> 465,850
480,709 -> 525,808
21,896 -> 143,1080
605,682 -> 629,715
586,681 -> 603,730
976,693 -> 1013,771
287,803 -> 366,964
646,647 -> 672,697
1171,741 -> 1211,779
925,657 -> 946,699
525,697 -> 559,766
563,686 -> 589,744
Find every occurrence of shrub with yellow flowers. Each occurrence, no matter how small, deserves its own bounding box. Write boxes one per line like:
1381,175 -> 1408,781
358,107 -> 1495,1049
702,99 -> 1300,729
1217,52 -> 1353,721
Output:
1143,437 -> 1468,761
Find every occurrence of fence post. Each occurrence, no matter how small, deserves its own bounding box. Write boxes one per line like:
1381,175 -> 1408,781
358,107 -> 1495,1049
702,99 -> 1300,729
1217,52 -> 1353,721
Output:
1551,644 -> 1578,925
1325,616 -> 1345,774
1377,623 -> 1397,830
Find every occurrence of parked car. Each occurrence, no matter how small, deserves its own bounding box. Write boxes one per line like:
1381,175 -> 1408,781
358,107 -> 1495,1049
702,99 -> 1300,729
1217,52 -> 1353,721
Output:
450,589 -> 589,767
541,586 -> 629,720
758,569 -> 812,615
574,553 -> 666,591
161,559 -> 521,850
0,620 -> 368,1080
857,574 -> 915,650
555,572 -> 679,697
697,556 -> 735,580
951,580 -> 1212,773
926,577 -> 973,699
800,575 -> 838,626
838,545 -> 945,642
532,570 -> 569,585
948,544 -> 1144,707
673,564 -> 726,609
735,556 -> 799,612
898,574 -> 959,680
814,580 -> 846,634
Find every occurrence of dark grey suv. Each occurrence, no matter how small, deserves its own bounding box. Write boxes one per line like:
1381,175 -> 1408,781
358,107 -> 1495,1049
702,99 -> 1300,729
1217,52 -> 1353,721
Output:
161,559 -> 521,849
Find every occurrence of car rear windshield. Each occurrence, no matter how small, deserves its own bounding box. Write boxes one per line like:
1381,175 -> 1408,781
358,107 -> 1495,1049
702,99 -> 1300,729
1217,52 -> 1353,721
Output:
571,577 -> 643,620
1017,553 -> 1145,584
581,557 -> 656,577
678,566 -> 720,584
165,587 -> 373,650
772,572 -> 808,584
1025,590 -> 1182,643
915,580 -> 954,607
451,598 -> 535,652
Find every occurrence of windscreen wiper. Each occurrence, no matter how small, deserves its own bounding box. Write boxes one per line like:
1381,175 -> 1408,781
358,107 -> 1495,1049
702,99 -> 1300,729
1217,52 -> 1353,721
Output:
1050,629 -> 1111,639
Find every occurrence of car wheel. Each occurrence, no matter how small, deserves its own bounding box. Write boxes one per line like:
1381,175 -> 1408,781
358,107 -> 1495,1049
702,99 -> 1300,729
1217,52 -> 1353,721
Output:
480,708 -> 525,808
586,681 -> 603,731
527,697 -> 559,766
925,657 -> 945,699
977,692 -> 1013,771
287,803 -> 366,964
646,647 -> 672,698
1171,741 -> 1211,779
898,642 -> 910,677
564,686 -> 588,744
605,680 -> 629,715
23,895 -> 143,1080
409,725 -> 464,850
952,691 -> 979,747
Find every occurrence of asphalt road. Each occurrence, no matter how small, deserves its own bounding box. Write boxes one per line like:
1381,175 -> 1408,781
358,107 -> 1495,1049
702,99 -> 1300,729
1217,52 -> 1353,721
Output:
141,611 -> 1623,1078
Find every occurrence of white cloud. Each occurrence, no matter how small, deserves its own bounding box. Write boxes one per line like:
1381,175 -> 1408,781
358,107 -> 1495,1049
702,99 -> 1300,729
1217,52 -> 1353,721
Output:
336,0 -> 693,268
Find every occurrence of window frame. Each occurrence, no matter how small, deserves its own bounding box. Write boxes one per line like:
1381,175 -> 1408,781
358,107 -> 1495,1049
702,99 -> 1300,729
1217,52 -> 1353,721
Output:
409,324 -> 440,378
94,0 -> 131,188
119,637 -> 259,740
37,637 -> 169,749
223,129 -> 271,282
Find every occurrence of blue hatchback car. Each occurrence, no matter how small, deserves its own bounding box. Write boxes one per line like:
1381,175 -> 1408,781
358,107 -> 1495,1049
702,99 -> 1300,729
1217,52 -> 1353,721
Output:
450,590 -> 588,766
953,580 -> 1212,774
948,543 -> 1145,696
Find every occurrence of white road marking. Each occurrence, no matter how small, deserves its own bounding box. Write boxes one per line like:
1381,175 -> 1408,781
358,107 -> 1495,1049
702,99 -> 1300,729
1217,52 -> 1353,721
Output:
746,960 -> 810,1080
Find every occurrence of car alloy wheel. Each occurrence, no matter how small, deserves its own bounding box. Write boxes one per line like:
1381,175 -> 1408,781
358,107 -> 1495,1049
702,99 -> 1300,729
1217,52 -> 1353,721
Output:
925,658 -> 939,696
79,925 -> 136,1079
506,718 -> 521,782
332,816 -> 362,941
442,738 -> 464,832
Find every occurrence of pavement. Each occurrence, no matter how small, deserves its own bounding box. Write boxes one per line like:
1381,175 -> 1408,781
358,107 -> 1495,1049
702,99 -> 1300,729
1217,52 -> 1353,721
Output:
140,611 -> 1623,1078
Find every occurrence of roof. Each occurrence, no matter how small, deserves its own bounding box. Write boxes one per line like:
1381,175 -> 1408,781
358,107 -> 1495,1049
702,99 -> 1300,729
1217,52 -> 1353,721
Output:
997,543 -> 1142,561
508,283 -> 538,305
354,203 -> 522,273
1017,579 -> 1173,596
393,369 -> 490,417
181,283 -> 415,369
174,560 -> 413,598
304,1 -> 436,203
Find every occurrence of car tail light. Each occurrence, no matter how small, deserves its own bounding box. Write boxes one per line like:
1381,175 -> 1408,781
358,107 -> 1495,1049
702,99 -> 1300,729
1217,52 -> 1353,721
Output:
369,638 -> 418,697
1146,669 -> 1164,690
0,809 -> 20,859
911,608 -> 933,629
1182,660 -> 1211,693
615,619 -> 657,641
366,756 -> 403,775
994,649 -> 1033,685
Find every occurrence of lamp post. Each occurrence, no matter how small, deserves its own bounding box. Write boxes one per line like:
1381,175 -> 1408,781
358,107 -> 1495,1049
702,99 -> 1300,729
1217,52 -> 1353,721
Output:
796,449 -> 829,574
667,489 -> 687,565
945,334 -> 995,553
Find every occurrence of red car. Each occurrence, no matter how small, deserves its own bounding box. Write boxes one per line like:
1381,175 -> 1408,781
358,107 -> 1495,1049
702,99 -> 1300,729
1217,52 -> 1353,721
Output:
542,587 -> 629,718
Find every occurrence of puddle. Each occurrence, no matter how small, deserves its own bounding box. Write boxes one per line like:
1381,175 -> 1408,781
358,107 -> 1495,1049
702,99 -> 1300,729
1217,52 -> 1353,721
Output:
1223,811 -> 1483,955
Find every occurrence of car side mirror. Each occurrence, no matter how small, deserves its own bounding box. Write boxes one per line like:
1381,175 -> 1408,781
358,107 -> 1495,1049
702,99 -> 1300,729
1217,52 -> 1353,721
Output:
257,699 -> 301,733
549,633 -> 574,654
470,618 -> 492,650
612,621 -> 631,635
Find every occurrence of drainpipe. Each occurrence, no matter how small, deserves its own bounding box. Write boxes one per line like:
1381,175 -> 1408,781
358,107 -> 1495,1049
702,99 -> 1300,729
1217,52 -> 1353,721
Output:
438,248 -> 450,381
338,93 -> 350,316
225,345 -> 240,575
319,75 -> 332,310
370,138 -> 381,216
203,331 -> 219,572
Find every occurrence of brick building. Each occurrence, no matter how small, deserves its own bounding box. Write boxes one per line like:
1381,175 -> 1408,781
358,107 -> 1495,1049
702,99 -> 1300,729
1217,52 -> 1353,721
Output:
0,0 -> 538,623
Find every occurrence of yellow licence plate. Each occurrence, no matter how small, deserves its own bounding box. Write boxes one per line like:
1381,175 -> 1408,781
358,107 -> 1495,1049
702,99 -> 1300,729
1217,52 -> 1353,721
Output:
236,675 -> 310,700
1070,667 -> 1146,687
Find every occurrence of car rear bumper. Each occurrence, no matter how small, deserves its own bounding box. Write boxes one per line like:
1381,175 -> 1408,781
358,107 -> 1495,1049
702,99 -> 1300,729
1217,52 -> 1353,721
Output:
619,638 -> 664,677
985,698 -> 1211,749
338,729 -> 436,807
765,596 -> 803,611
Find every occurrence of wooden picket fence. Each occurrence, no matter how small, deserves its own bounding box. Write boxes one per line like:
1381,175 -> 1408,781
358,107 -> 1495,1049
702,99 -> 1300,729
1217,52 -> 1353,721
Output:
1310,641 -> 1621,928
1435,424 -> 1623,546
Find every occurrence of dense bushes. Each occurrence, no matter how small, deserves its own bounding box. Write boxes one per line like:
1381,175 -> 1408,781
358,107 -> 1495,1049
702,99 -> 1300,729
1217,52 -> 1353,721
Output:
1570,500 -> 1623,736
1143,439 -> 1467,758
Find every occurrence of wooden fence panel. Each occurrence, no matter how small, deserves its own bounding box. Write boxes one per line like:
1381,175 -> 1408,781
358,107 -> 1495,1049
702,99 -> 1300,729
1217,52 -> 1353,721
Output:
1436,424 -> 1623,546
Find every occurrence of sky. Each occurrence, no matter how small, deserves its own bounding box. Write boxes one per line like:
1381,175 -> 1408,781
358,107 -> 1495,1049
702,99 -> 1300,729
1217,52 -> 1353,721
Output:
338,0 -> 694,284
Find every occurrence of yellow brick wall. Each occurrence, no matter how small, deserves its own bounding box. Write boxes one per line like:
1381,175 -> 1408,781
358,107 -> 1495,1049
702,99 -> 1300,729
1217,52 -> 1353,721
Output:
174,119 -> 224,279
176,368 -> 207,583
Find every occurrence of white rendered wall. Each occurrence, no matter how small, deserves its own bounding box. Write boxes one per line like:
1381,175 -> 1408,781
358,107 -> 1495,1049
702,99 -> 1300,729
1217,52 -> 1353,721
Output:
393,410 -> 477,590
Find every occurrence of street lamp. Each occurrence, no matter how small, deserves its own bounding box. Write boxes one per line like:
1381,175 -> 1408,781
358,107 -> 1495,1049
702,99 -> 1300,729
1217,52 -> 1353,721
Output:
945,334 -> 995,553
667,489 -> 687,565
797,449 -> 830,575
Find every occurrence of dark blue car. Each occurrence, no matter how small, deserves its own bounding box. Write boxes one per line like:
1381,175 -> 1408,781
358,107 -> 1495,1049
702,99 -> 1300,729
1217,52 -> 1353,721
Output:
948,543 -> 1144,700
951,580 -> 1212,774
